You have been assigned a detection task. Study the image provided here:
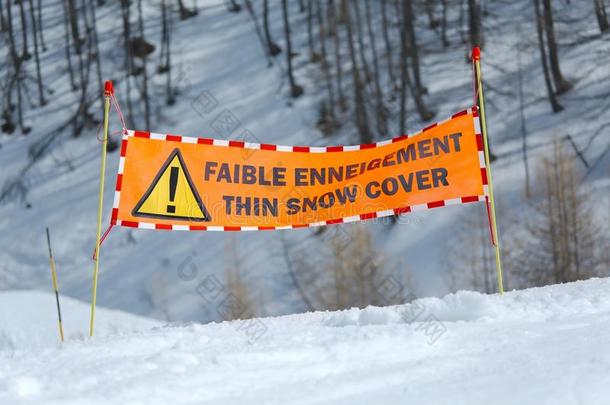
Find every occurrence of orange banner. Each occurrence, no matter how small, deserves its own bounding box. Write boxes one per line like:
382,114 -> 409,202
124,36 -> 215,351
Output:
110,108 -> 487,231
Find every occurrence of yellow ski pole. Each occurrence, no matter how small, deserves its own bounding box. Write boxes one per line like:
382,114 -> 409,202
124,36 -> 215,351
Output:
472,47 -> 505,295
89,81 -> 113,336
46,228 -> 64,342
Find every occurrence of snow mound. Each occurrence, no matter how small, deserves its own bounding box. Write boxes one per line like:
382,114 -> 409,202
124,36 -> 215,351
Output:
0,290 -> 160,351
324,277 -> 610,327
2,278 -> 610,404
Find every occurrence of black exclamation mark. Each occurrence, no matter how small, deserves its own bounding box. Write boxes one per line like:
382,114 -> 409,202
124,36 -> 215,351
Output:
167,167 -> 178,214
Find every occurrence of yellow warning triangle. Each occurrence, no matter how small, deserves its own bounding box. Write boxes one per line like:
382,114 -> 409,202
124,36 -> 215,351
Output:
132,148 -> 210,221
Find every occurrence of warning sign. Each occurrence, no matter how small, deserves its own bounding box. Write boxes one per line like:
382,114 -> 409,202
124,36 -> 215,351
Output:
132,148 -> 210,221
110,108 -> 488,231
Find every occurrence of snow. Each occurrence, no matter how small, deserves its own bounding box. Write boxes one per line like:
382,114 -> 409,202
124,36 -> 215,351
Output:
0,290 -> 159,350
0,0 -> 608,323
2,278 -> 610,404
1,1 -> 608,402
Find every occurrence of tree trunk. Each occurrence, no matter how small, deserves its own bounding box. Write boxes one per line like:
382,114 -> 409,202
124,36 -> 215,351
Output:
69,0 -> 86,91
542,0 -> 572,93
344,1 -> 371,143
226,0 -> 241,13
87,0 -> 103,99
244,0 -> 273,65
9,1 -> 30,134
37,0 -> 46,51
364,0 -> 387,137
404,0 -> 427,97
263,0 -> 282,56
403,0 -> 434,121
380,0 -> 395,88
329,0 -> 346,109
80,0 -> 100,99
160,0 -> 175,105
61,0 -> 77,90
594,0 -> 609,32
316,0 -> 336,132
425,0 -> 438,29
0,0 -> 6,33
18,0 -> 31,60
352,1 -> 371,86
281,0 -> 303,98
534,0 -> 563,112
2,0 -> 17,134
137,0 -> 151,130
121,0 -> 134,127
440,0 -> 449,47
517,44 -> 531,197
468,0 -> 483,48
306,0 -> 317,61
398,0 -> 408,135
177,0 -> 197,20
16,72 -> 29,134
28,0 -> 46,106
66,0 -> 81,54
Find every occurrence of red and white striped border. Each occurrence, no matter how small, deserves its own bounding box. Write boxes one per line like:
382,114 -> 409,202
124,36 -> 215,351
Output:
471,106 -> 490,197
109,107 -> 489,231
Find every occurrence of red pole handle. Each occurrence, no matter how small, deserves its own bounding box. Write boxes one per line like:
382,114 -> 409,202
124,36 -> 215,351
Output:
472,46 -> 481,61
104,80 -> 114,97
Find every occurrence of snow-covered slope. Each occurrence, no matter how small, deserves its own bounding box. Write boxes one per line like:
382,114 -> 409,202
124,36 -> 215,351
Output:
2,278 -> 610,404
0,290 -> 159,350
0,1 -> 608,322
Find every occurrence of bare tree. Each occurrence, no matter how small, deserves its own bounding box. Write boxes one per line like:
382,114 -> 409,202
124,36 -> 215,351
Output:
0,0 -> 6,33
315,0 -> 337,135
61,0 -> 77,90
514,140 -> 607,287
292,225 -> 407,310
593,0 -> 609,32
344,0 -> 371,143
158,0 -> 175,105
177,0 -> 197,20
225,0 -> 241,13
263,0 -> 282,56
424,0 -> 439,29
440,0 -> 449,47
137,0 -> 151,130
444,206 -> 508,294
404,0 -> 427,98
281,0 -> 304,98
243,0 -> 273,65
398,0 -> 434,124
85,0 -> 103,99
398,0 -> 409,135
329,0 -> 346,109
364,0 -> 388,137
516,35 -> 531,197
121,0 -> 134,127
352,1 -> 372,87
223,236 -> 261,321
534,0 -> 563,112
28,0 -> 45,106
380,0 -> 395,87
66,0 -> 81,55
306,0 -> 319,61
3,1 -> 30,134
17,0 -> 31,60
2,0 -> 18,134
541,0 -> 572,94
279,233 -> 315,311
146,271 -> 173,322
468,0 -> 484,48
37,0 -> 46,51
